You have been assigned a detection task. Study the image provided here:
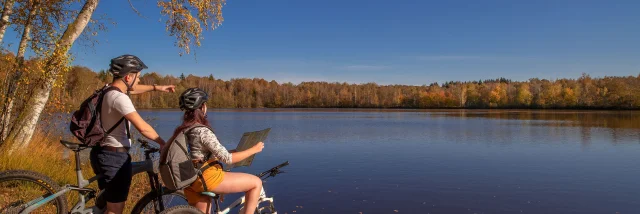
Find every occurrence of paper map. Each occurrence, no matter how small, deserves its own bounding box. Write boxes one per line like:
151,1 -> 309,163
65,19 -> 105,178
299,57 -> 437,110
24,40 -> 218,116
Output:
231,128 -> 271,168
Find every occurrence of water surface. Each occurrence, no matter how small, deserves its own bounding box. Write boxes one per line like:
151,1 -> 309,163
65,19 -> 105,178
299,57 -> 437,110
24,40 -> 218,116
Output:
136,109 -> 640,214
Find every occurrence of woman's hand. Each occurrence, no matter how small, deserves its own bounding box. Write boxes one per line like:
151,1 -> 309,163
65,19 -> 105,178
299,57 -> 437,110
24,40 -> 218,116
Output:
229,142 -> 264,164
251,142 -> 264,154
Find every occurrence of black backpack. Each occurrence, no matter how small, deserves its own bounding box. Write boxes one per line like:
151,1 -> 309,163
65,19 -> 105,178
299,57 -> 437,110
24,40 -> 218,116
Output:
69,85 -> 125,146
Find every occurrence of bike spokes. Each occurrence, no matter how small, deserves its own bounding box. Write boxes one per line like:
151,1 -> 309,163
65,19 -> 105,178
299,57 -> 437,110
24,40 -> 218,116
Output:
0,179 -> 60,213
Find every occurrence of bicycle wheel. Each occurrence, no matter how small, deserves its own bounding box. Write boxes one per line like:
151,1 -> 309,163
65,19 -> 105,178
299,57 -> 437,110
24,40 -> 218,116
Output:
131,188 -> 189,214
0,170 -> 67,214
159,205 -> 204,214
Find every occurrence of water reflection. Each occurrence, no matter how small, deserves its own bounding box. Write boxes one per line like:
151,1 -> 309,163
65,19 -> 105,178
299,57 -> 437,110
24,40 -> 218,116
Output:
429,110 -> 640,147
436,109 -> 640,129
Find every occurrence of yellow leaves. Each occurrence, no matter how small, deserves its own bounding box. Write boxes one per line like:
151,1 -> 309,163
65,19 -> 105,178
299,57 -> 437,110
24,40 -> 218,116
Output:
158,0 -> 225,56
488,83 -> 508,107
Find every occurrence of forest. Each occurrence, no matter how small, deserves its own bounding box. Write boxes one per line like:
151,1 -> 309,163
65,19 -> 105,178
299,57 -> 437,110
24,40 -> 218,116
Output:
3,52 -> 639,112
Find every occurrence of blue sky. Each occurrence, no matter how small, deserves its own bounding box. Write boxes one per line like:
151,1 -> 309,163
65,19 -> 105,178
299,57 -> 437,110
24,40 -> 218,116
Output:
3,0 -> 640,85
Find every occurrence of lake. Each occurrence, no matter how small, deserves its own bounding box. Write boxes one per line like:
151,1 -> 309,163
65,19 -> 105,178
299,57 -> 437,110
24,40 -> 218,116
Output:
136,109 -> 640,214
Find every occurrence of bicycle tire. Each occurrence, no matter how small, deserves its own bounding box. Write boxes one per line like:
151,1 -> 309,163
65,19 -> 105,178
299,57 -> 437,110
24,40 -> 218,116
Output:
159,205 -> 204,214
131,188 -> 189,214
0,170 -> 68,214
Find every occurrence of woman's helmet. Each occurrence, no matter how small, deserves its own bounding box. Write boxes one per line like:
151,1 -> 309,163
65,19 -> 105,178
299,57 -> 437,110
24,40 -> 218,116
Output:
179,88 -> 208,111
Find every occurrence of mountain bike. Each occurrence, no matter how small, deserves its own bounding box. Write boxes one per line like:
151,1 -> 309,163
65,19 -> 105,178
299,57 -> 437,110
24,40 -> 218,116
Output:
0,139 -> 188,214
159,161 -> 289,214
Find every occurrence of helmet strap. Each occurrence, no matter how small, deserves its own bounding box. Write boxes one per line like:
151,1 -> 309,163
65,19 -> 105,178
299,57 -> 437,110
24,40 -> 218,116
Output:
121,72 -> 139,93
120,78 -> 128,91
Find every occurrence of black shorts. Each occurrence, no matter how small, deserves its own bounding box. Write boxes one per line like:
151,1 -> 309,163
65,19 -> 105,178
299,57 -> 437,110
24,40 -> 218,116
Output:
89,147 -> 132,203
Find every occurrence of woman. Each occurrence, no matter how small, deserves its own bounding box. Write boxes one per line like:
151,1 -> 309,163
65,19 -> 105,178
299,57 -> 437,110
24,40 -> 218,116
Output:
171,87 -> 265,214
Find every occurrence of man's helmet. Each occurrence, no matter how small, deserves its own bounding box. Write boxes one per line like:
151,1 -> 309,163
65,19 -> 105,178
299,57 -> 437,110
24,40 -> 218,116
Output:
108,54 -> 148,78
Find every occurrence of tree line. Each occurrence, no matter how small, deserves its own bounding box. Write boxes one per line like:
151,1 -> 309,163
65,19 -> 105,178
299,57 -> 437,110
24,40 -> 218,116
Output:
6,59 -> 637,111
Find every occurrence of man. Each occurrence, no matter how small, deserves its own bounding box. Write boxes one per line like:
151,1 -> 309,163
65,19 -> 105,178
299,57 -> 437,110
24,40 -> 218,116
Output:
89,54 -> 175,214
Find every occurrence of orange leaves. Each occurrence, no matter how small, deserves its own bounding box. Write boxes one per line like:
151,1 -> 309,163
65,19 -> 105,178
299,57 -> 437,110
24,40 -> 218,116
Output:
489,83 -> 507,107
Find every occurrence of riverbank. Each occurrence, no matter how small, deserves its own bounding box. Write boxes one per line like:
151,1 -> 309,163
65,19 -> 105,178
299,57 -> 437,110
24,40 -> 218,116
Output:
0,132 -> 150,213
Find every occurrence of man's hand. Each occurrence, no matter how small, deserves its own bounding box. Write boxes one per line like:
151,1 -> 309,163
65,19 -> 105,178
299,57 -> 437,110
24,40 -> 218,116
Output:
158,85 -> 176,93
155,138 -> 166,150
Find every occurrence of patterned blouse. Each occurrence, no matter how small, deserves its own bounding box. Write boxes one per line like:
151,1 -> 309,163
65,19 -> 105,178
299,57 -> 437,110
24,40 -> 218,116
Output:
186,127 -> 233,165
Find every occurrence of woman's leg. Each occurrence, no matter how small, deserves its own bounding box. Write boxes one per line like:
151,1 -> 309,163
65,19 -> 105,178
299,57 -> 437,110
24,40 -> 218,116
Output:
193,195 -> 212,214
186,184 -> 215,214
211,172 -> 262,214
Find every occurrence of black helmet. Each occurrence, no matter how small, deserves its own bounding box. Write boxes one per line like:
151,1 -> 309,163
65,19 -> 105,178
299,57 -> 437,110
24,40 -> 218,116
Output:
179,88 -> 208,111
109,54 -> 148,77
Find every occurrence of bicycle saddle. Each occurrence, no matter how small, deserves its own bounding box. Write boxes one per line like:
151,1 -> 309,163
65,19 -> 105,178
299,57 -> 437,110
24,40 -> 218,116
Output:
201,192 -> 217,197
60,140 -> 89,151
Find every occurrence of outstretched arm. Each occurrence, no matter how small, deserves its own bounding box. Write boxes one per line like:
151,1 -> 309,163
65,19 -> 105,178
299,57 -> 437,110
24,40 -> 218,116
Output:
130,84 -> 176,95
197,129 -> 264,164
229,144 -> 263,164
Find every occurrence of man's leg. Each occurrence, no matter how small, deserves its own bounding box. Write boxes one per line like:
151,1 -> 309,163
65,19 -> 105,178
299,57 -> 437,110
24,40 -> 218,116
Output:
105,202 -> 126,214
99,151 -> 133,214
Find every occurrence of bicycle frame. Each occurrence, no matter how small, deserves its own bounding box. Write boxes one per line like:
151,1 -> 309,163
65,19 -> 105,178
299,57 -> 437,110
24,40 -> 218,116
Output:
204,161 -> 289,214
210,187 -> 275,214
18,148 -> 157,214
136,147 -> 168,213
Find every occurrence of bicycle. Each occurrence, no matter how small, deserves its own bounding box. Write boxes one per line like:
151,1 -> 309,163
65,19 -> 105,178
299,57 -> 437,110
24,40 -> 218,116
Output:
160,161 -> 290,214
0,139 -> 188,214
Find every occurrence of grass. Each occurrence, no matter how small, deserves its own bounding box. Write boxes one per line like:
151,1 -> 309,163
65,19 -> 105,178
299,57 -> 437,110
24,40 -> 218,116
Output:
0,131 -> 151,213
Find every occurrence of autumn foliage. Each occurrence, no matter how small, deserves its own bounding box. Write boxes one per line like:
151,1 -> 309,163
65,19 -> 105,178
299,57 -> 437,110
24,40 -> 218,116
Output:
2,53 -> 640,111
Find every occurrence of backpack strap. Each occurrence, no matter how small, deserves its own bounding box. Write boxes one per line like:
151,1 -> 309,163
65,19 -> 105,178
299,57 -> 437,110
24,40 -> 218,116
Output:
184,124 -> 215,159
105,118 -> 125,135
186,124 -> 211,133
182,124 -> 214,192
98,86 -> 129,142
124,118 -> 131,140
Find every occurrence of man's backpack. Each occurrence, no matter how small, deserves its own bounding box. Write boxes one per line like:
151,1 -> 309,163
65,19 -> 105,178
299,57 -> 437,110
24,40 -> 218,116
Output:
159,125 -> 212,191
69,85 -> 126,146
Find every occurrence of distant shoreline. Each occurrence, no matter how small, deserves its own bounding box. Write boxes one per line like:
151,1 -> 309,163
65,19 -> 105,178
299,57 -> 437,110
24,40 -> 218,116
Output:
136,107 -> 640,112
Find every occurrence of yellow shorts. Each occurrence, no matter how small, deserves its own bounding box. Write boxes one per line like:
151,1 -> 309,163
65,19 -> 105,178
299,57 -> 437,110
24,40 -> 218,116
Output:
184,160 -> 225,205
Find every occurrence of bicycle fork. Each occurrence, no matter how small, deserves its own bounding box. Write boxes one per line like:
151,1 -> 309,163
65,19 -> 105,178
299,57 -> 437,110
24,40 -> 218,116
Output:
147,172 -> 166,212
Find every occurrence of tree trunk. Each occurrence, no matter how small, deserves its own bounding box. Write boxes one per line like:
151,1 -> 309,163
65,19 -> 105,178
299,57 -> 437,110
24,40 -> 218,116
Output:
460,86 -> 467,107
0,0 -> 38,142
5,0 -> 99,151
0,0 -> 16,44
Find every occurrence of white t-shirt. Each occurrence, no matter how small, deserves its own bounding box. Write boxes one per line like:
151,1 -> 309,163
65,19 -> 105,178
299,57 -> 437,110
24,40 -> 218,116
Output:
100,89 -> 136,147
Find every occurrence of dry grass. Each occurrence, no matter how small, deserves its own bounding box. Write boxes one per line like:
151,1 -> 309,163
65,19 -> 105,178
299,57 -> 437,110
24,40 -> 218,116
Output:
0,131 -> 151,213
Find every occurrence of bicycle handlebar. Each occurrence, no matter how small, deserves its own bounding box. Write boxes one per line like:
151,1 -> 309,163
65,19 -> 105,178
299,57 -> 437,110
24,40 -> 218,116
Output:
137,138 -> 159,154
257,161 -> 289,179
274,161 -> 289,170
137,138 -> 149,147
